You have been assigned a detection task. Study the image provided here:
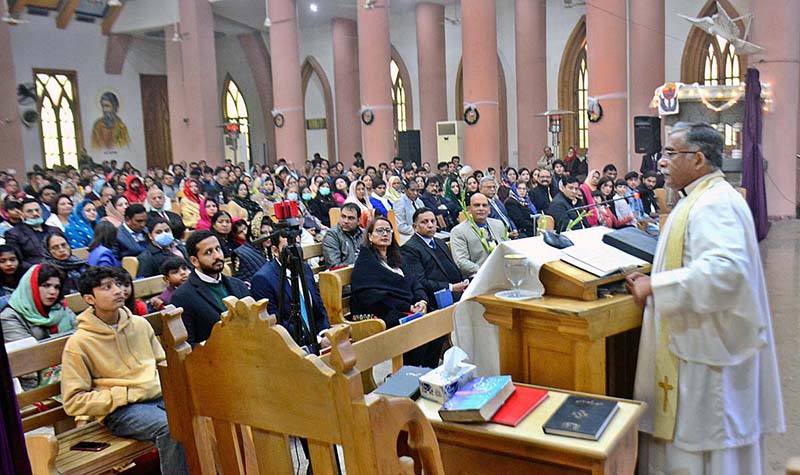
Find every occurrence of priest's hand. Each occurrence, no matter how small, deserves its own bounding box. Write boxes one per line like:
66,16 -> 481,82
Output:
625,272 -> 652,308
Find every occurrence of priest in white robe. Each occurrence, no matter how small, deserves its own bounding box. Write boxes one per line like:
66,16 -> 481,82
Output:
625,122 -> 784,475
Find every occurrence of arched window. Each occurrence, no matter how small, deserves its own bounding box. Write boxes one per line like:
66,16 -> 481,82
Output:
35,70 -> 82,168
681,0 -> 746,86
702,35 -> 741,86
576,48 -> 589,150
391,59 -> 407,136
222,77 -> 251,162
557,16 -> 587,158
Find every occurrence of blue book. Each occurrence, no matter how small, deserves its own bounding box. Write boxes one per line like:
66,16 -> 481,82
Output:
434,288 -> 454,309
373,366 -> 433,399
438,376 -> 515,422
542,395 -> 619,441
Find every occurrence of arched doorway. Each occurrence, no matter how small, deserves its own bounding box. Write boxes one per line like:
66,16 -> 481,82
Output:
301,56 -> 336,162
455,55 -> 509,168
390,45 -> 414,152
557,15 -> 587,160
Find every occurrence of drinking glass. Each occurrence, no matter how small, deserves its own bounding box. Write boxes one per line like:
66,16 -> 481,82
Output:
496,254 -> 541,300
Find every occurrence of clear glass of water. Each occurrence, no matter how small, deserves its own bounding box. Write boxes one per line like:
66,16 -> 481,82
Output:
503,254 -> 529,298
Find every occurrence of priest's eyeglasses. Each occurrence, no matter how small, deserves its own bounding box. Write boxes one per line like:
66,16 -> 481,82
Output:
662,149 -> 699,159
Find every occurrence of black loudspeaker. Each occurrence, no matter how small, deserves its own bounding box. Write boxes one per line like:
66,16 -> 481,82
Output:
397,130 -> 421,166
634,116 -> 662,154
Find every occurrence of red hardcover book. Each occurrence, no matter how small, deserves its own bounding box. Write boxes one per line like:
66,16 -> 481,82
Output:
490,386 -> 549,427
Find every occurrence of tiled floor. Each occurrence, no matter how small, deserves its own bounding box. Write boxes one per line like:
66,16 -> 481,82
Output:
762,220 -> 800,474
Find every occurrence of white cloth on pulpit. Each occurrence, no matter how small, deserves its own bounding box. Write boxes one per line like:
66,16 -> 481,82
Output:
634,177 -> 785,463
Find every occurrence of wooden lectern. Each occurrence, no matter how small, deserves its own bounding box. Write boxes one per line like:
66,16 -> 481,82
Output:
476,260 -> 650,397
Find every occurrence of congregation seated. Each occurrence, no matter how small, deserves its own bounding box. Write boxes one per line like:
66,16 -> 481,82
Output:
637,170 -> 660,218
170,230 -> 250,346
229,218 -> 269,283
123,175 -> 147,204
6,197 -> 60,269
64,199 -> 97,249
321,203 -> 364,269
531,167 -> 554,213
44,194 -> 73,231
420,177 -> 457,230
147,256 -> 190,311
401,208 -> 469,308
497,167 -> 517,202
193,197 -> 217,231
146,184 -> 185,239
345,179 -> 374,228
136,217 -> 191,278
43,232 -> 87,294
179,178 -> 202,228
101,194 -> 128,227
548,175 -> 590,232
61,266 -> 188,474
251,231 -> 330,346
613,179 -> 638,227
393,179 -> 424,244
503,181 -> 538,238
369,177 -> 394,217
115,203 -> 149,260
0,245 -> 23,307
209,210 -> 236,258
449,192 -> 508,278
87,221 -> 121,267
578,169 -> 601,226
350,216 -> 444,367
308,179 -> 335,226
229,180 -> 262,221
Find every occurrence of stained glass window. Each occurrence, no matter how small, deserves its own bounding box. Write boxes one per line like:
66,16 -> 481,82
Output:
702,35 -> 742,86
391,59 -> 407,138
35,71 -> 80,169
222,77 -> 251,162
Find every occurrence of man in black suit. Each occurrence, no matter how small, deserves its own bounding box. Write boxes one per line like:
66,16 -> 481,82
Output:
547,176 -> 589,232
401,208 -> 469,309
531,168 -> 554,213
115,204 -> 148,260
5,198 -> 60,270
170,231 -> 250,346
145,184 -> 185,239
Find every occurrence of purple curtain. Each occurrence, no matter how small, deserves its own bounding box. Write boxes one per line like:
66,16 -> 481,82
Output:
0,324 -> 31,475
741,67 -> 770,241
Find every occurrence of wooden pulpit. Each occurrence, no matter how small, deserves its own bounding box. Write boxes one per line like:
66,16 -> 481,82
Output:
476,260 -> 649,398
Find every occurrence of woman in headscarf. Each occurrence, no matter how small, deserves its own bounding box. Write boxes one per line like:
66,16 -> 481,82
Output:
64,200 -> 97,249
43,233 -> 87,295
180,178 -> 202,229
504,181 -> 538,238
194,198 -> 218,232
497,167 -> 517,202
345,180 -> 373,228
385,175 -> 403,203
230,181 -> 262,221
578,169 -> 601,227
123,175 -> 147,204
101,195 -> 128,227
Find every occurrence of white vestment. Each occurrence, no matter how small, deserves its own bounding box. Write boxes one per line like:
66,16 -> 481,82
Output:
635,176 -> 785,474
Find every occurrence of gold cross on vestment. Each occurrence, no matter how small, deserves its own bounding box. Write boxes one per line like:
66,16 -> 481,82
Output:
658,376 -> 674,412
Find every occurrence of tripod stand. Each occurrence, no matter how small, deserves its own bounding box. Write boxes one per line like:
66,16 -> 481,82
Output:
275,218 -> 320,356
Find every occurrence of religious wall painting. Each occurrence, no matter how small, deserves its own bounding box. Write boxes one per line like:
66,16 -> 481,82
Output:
91,89 -> 130,151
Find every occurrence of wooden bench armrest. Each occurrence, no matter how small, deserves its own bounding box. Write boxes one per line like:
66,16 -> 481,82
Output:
787,457 -> 800,475
343,319 -> 386,342
26,433 -> 58,475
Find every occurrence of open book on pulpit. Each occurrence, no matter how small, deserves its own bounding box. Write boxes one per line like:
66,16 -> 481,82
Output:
560,242 -> 647,278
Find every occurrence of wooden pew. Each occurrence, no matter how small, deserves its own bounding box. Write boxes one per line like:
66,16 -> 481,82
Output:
329,207 -> 341,227
121,256 -> 138,277
539,214 -> 555,231
9,336 -> 154,475
66,275 -> 167,314
301,242 -> 324,274
157,299 -> 444,475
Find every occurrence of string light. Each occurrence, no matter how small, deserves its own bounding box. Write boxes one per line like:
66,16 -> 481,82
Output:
651,82 -> 774,113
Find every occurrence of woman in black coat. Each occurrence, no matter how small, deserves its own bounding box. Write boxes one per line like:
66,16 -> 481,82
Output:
350,216 -> 444,368
136,217 -> 190,278
503,181 -> 538,238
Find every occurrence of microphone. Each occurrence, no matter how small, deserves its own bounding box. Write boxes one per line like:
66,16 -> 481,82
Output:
542,192 -> 639,249
570,192 -> 639,213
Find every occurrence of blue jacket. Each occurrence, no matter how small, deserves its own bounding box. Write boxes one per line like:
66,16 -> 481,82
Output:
87,245 -> 120,267
250,259 -> 330,344
114,226 -> 147,260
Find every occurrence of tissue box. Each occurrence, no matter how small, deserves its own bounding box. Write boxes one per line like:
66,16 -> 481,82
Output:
418,362 -> 477,403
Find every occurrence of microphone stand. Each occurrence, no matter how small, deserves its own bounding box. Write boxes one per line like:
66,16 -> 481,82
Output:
543,194 -> 638,249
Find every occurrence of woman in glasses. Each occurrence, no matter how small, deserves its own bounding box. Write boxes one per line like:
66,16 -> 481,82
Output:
350,217 -> 443,367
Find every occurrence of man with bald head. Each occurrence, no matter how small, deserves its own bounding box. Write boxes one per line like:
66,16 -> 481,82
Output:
448,192 -> 508,277
146,184 -> 185,239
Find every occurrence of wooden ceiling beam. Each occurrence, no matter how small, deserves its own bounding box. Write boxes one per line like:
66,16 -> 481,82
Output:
55,0 -> 80,29
9,0 -> 29,15
101,4 -> 123,36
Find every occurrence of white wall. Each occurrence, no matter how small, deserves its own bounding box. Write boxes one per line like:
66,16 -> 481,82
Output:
215,35 -> 267,166
298,23 -> 335,162
9,14 -> 166,173
546,1 -> 586,111
305,73 -> 328,158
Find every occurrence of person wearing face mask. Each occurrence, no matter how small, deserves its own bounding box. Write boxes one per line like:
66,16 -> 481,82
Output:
6,198 -> 61,270
309,181 -> 335,227
1,263 -> 76,389
136,217 -> 190,278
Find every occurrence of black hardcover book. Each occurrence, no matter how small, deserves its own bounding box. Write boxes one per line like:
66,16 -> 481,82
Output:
372,366 -> 433,399
542,395 -> 619,441
601,227 -> 658,263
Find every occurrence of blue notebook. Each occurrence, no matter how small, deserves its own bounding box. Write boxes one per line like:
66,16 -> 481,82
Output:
542,395 -> 619,441
438,376 -> 515,422
434,288 -> 454,309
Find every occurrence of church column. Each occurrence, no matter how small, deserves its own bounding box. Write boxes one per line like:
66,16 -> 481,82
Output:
332,18 -> 362,164
165,0 -> 221,165
751,0 -> 800,217
415,3 -> 447,165
629,0 -> 664,164
357,0 -> 393,167
0,0 -> 26,175
269,0 -> 306,165
586,0 -> 628,173
461,0 -> 498,172
515,0 -> 548,169
238,33 -> 277,165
